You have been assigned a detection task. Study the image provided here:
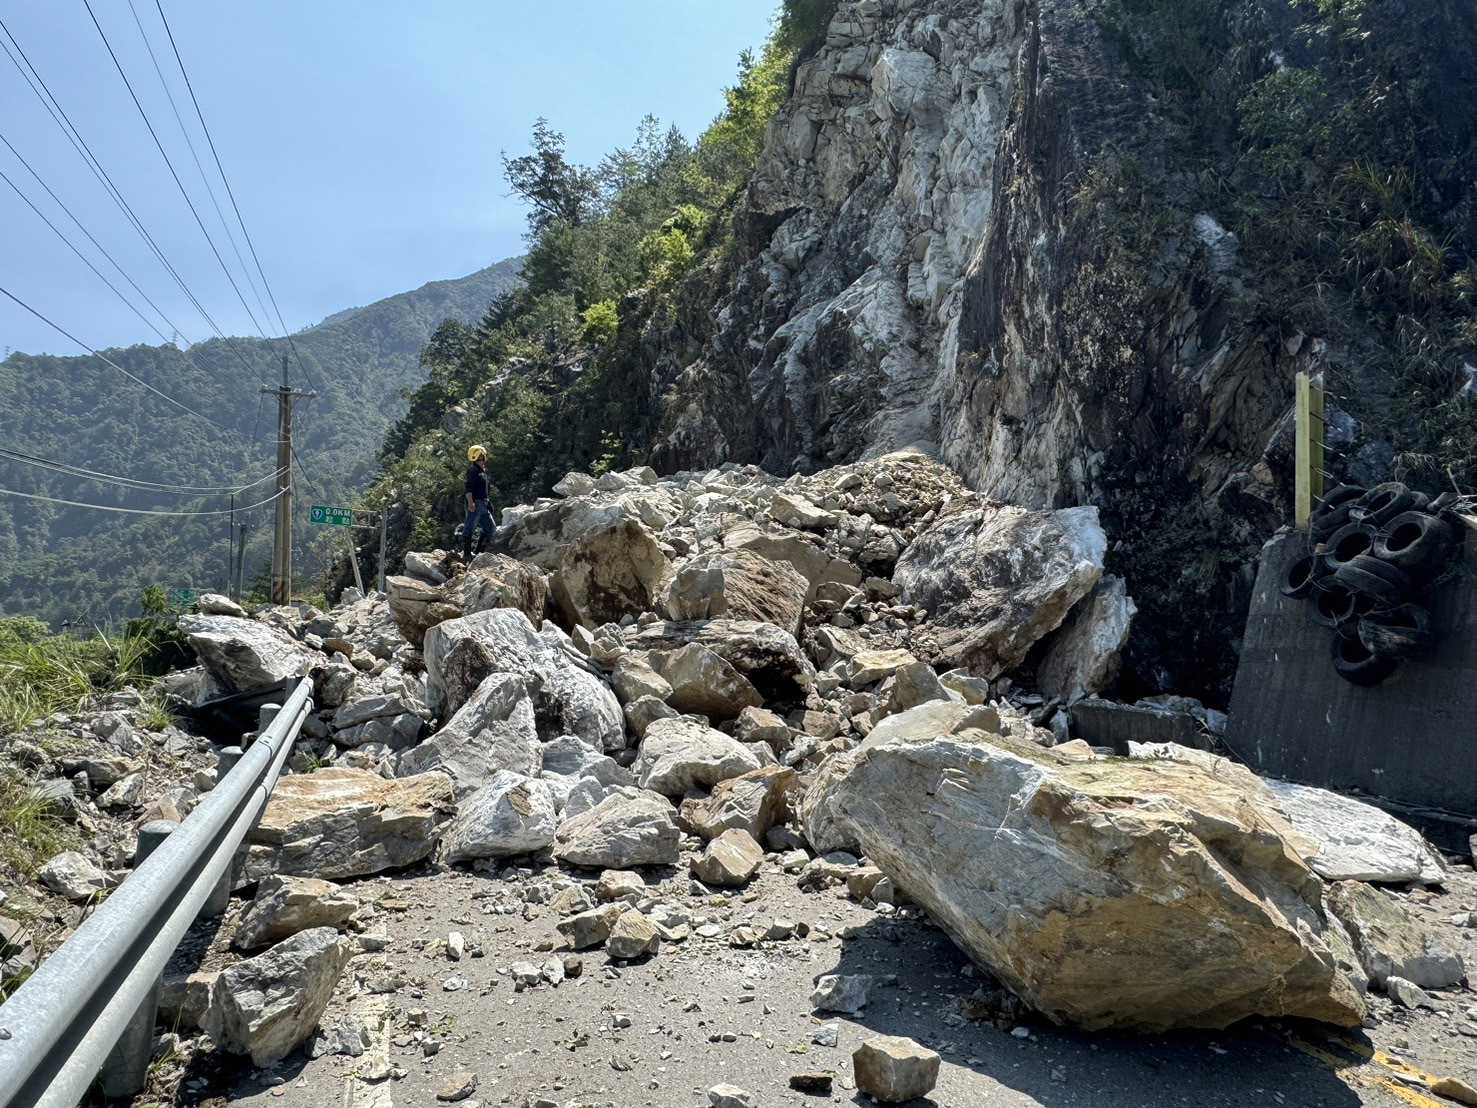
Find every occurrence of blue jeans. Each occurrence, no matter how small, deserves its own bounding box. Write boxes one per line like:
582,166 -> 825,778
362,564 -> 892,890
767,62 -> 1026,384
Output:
463,499 -> 493,545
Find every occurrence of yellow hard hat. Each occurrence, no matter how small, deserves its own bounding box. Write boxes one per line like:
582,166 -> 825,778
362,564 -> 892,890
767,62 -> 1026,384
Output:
467,444 -> 487,462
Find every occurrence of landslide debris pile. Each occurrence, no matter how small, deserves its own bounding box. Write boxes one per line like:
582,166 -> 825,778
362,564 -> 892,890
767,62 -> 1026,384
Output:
0,453 -> 1469,1099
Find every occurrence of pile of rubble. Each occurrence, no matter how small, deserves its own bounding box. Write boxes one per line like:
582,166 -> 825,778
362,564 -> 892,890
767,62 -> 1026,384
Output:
2,450 -> 1471,1100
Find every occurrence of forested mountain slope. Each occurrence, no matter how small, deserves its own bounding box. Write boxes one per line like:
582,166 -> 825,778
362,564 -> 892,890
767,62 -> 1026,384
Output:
0,257 -> 520,625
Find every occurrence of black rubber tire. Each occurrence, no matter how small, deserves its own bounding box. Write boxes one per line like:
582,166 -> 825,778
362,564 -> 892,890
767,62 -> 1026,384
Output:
1321,522 -> 1377,571
1332,632 -> 1400,686
1351,482 -> 1425,527
1319,484 -> 1367,511
1311,582 -> 1359,627
1428,491 -> 1458,514
1335,556 -> 1411,602
1311,503 -> 1356,541
1359,604 -> 1434,659
1281,554 -> 1326,599
1373,511 -> 1456,578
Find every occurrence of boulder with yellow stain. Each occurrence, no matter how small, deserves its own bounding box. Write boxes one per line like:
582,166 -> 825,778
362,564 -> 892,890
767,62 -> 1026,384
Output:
815,729 -> 1365,1032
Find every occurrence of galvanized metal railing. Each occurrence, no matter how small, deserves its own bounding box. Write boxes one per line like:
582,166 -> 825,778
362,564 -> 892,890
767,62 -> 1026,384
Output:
0,677 -> 313,1107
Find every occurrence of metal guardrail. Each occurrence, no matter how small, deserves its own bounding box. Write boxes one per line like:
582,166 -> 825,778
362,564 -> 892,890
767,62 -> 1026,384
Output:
0,677 -> 314,1107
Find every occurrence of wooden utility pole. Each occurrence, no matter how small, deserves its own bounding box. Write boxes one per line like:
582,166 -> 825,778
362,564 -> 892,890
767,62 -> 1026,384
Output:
263,355 -> 315,605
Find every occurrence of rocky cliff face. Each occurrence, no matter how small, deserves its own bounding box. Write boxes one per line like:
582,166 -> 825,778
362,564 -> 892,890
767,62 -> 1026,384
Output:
662,0 -> 1312,510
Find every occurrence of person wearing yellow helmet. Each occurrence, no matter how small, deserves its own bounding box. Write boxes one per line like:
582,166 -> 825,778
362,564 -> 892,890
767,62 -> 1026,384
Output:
462,444 -> 495,560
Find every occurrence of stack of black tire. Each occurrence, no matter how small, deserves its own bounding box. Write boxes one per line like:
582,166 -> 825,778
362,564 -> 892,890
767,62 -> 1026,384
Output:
1282,482 -> 1463,686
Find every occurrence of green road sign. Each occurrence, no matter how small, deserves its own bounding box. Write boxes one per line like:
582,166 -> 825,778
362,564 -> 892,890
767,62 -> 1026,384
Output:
309,505 -> 355,527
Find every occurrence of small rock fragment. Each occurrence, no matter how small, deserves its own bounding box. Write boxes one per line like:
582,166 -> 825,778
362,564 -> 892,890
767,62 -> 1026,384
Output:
707,1083 -> 756,1108
789,1072 -> 833,1094
811,974 -> 876,1015
435,1071 -> 478,1102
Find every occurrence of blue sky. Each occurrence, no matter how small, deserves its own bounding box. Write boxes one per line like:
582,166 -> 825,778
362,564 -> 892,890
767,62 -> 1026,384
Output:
0,1 -> 775,356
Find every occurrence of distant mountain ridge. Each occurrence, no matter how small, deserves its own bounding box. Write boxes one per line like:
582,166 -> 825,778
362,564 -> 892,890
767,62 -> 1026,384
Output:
0,257 -> 521,625
309,261 -> 518,336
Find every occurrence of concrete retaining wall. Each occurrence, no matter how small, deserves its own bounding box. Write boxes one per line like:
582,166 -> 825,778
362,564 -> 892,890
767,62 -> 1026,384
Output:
1227,517 -> 1477,837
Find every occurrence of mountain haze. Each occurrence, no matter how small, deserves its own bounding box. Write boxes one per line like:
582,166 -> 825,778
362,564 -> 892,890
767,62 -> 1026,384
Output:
0,257 -> 521,625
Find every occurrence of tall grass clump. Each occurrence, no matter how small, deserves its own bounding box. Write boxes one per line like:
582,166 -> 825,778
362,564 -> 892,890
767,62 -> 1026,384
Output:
0,616 -> 154,735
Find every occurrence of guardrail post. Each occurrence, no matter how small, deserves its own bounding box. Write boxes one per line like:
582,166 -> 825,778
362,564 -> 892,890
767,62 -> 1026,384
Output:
98,820 -> 177,1097
209,746 -> 245,914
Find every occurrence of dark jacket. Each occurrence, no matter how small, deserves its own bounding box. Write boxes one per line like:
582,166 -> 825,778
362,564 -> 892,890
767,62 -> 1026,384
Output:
465,463 -> 489,503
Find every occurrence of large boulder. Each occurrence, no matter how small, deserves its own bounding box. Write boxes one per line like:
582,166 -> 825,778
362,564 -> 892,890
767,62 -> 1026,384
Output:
635,717 -> 763,797
424,609 -> 624,752
441,772 -> 559,862
1036,575 -> 1136,703
233,876 -> 360,951
203,927 -> 352,1066
629,620 -> 815,702
330,693 -> 430,750
799,753 -> 861,855
1263,780 -> 1446,885
722,525 -> 862,601
680,765 -> 798,841
816,730 -> 1366,1031
550,518 -> 668,629
860,700 -> 998,751
539,735 -> 633,787
1326,881 -> 1465,990
498,497 -> 653,571
396,674 -> 540,797
178,615 -> 318,693
661,549 -> 809,636
242,768 -> 454,882
448,554 -> 548,625
650,643 -> 763,719
895,504 -> 1106,676
553,789 -> 681,868
385,575 -> 461,648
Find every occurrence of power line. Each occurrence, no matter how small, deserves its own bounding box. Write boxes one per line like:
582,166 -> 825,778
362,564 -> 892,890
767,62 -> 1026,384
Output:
153,0 -> 318,393
0,17 -> 266,384
0,484 -> 285,517
81,0 -> 273,343
0,161 -> 172,345
0,129 -> 188,345
124,0 -> 273,329
0,283 -> 223,426
0,446 -> 282,494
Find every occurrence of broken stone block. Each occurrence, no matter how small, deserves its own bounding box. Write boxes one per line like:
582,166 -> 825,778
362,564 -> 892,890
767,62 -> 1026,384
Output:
852,1035 -> 941,1104
203,927 -> 352,1066
1326,881 -> 1465,990
234,875 -> 360,950
606,910 -> 660,960
690,829 -> 764,887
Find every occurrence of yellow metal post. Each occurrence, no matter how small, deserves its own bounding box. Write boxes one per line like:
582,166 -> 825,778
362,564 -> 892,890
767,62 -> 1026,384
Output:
1295,371 -> 1325,530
